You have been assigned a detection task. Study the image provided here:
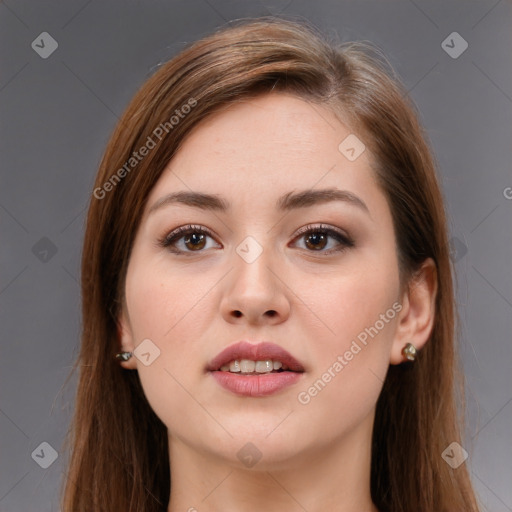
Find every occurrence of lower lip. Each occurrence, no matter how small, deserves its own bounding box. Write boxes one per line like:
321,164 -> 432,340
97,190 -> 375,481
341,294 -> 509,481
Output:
210,371 -> 303,397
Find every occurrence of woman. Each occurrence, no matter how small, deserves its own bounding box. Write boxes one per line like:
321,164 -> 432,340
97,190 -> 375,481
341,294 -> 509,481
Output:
61,17 -> 481,512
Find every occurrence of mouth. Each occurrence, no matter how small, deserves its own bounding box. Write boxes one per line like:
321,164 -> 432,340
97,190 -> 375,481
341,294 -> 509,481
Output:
207,341 -> 305,397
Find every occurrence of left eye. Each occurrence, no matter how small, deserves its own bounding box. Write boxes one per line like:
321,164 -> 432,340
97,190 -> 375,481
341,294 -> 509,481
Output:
291,224 -> 354,254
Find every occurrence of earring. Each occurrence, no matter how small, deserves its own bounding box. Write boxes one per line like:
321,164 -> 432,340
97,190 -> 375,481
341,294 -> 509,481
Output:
402,343 -> 417,362
115,351 -> 133,361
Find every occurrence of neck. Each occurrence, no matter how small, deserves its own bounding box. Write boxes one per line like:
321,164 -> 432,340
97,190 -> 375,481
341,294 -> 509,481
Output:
166,410 -> 379,512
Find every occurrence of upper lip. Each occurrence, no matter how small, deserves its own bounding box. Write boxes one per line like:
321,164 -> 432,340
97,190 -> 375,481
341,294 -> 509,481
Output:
207,341 -> 305,372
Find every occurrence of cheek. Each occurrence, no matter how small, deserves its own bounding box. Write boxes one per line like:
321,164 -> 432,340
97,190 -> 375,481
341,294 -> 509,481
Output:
125,257 -> 204,342
294,265 -> 399,424
125,266 -> 213,383
306,265 -> 399,354
124,259 -> 216,429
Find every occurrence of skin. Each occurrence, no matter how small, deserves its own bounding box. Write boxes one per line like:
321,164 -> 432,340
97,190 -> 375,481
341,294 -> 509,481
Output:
117,93 -> 437,512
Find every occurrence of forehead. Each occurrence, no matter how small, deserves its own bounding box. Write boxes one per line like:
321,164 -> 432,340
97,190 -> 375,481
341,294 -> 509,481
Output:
144,93 -> 382,217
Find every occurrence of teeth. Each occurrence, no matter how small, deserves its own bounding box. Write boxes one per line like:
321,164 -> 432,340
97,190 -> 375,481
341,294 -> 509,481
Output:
255,360 -> 273,373
220,359 -> 287,374
239,359 -> 256,372
229,360 -> 241,372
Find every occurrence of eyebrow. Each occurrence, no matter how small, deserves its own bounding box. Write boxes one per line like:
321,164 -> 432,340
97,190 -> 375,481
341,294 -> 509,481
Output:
147,188 -> 370,216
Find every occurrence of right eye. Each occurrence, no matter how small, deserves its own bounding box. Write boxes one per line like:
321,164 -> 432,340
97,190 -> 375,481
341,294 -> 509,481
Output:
157,224 -> 221,254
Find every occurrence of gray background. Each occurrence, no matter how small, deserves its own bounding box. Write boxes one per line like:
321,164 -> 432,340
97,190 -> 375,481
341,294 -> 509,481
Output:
1,1 -> 511,511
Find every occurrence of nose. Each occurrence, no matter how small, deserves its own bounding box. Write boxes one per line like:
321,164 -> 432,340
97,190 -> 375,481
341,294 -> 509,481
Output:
219,243 -> 291,326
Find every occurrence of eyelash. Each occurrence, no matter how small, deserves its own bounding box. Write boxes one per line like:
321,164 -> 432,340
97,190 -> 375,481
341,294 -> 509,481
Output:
156,223 -> 354,256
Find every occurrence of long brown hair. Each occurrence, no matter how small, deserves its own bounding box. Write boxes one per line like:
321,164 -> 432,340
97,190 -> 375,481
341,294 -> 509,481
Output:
61,16 -> 481,512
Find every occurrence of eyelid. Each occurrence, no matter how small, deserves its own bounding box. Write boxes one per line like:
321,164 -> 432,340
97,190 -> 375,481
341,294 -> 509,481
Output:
164,224 -> 217,242
293,223 -> 351,242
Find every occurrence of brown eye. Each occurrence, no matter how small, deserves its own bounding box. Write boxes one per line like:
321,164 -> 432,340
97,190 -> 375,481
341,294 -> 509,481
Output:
304,232 -> 328,251
158,225 -> 220,254
183,232 -> 207,251
293,224 -> 355,255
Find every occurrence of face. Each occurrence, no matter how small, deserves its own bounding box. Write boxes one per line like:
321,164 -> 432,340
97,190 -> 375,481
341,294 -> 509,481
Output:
119,93 -> 405,469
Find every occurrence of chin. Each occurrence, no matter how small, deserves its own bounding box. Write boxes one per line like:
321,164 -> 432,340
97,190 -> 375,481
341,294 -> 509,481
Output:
213,425 -> 312,470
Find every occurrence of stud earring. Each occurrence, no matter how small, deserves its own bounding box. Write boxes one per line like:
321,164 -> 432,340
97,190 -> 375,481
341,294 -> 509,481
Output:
115,351 -> 133,361
402,343 -> 417,362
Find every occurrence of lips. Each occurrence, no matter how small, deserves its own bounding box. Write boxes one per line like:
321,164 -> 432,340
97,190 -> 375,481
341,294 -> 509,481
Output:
207,341 -> 305,373
207,341 -> 305,397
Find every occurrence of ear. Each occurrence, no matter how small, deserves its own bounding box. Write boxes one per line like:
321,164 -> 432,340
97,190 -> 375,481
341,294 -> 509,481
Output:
116,303 -> 138,370
390,258 -> 438,365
